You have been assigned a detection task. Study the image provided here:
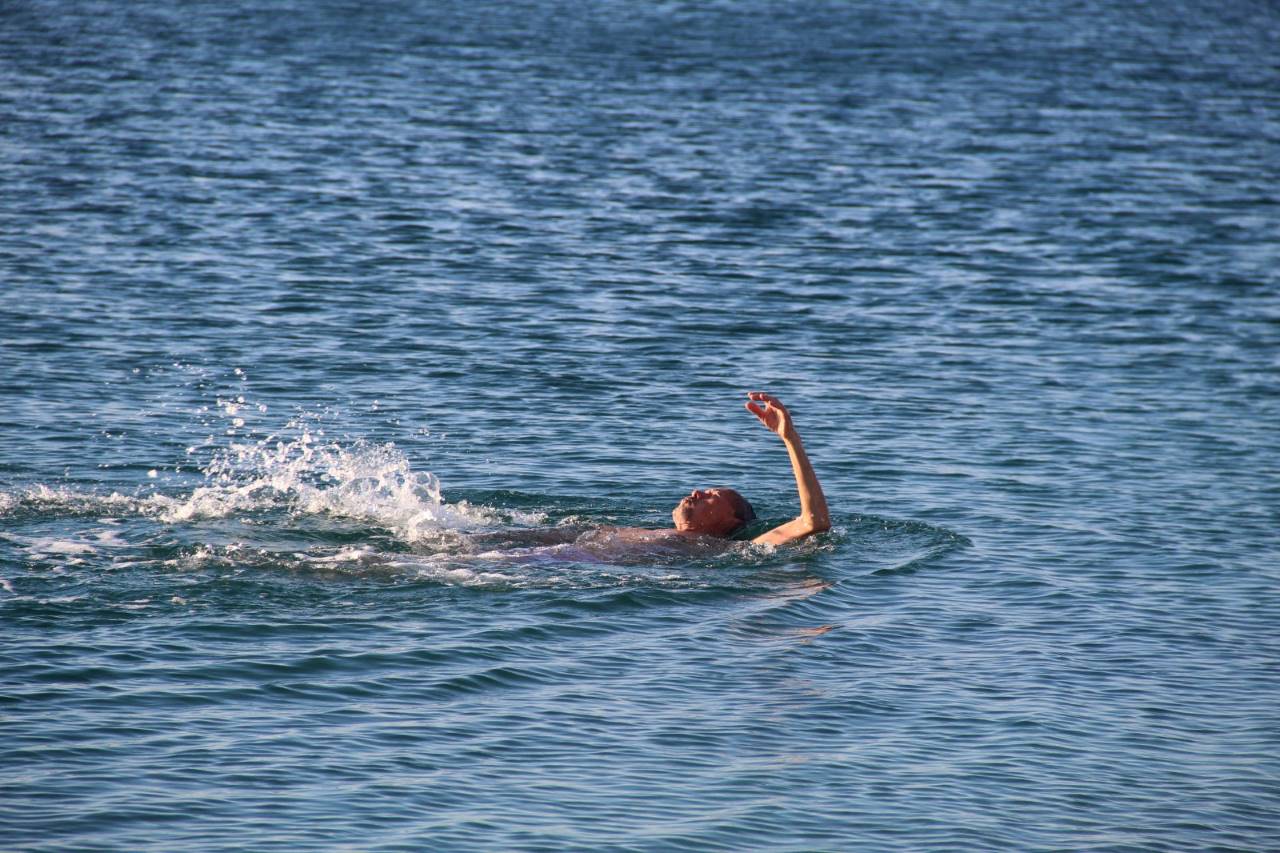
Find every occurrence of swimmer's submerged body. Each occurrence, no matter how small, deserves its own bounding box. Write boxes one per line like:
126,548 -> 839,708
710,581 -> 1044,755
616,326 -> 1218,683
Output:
468,392 -> 829,557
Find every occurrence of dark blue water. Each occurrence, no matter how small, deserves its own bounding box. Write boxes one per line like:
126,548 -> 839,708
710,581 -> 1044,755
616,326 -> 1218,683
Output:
3,1 -> 1279,849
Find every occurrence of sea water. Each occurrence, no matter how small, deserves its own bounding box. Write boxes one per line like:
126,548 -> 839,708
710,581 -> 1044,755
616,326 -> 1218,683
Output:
2,0 -> 1278,850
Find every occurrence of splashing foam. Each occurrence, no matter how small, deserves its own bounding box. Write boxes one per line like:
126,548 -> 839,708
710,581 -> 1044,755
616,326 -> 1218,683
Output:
149,429 -> 503,542
0,433 -> 526,544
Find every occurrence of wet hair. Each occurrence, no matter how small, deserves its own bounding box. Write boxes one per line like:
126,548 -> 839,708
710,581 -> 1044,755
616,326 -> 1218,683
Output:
718,488 -> 756,535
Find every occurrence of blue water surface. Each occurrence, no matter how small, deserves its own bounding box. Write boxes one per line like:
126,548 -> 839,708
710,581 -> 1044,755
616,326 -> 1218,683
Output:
2,0 -> 1279,850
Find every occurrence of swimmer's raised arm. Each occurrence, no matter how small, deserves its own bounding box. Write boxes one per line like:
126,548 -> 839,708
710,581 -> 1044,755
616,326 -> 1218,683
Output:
745,392 -> 831,547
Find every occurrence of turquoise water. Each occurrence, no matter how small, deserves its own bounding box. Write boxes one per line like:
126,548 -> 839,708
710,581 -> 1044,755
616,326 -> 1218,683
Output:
3,0 -> 1279,849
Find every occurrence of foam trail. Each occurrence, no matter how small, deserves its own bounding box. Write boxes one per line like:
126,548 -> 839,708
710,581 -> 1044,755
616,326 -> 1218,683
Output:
0,485 -> 146,517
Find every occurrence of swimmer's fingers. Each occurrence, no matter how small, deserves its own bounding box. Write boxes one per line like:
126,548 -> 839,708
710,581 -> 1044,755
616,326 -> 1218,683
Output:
747,391 -> 783,407
745,391 -> 794,436
745,393 -> 771,420
747,391 -> 790,417
745,395 -> 785,434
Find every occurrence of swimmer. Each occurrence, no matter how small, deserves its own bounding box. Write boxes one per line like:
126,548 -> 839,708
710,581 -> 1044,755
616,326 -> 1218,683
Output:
465,392 -> 829,554
660,391 -> 829,545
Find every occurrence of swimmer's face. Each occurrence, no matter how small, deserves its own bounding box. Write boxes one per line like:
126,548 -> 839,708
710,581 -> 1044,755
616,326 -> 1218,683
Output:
672,488 -> 740,537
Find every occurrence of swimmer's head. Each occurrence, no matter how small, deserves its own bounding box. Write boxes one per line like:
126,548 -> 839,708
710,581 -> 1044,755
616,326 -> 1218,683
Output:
672,487 -> 756,537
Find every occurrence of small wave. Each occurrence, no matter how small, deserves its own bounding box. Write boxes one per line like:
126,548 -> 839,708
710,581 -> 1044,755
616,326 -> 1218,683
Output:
0,484 -> 149,518
4,534 -> 98,556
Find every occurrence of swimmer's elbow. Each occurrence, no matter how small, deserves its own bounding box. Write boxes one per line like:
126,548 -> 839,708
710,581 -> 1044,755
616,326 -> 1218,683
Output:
800,514 -> 830,538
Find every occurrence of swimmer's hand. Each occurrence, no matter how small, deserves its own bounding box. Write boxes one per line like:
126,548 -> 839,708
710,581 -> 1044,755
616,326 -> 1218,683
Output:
745,391 -> 795,438
745,391 -> 830,547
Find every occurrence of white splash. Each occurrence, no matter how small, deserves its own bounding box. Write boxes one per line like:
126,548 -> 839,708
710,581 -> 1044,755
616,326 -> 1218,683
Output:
1,379 -> 545,557
148,427 -> 508,542
0,426 -> 519,546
